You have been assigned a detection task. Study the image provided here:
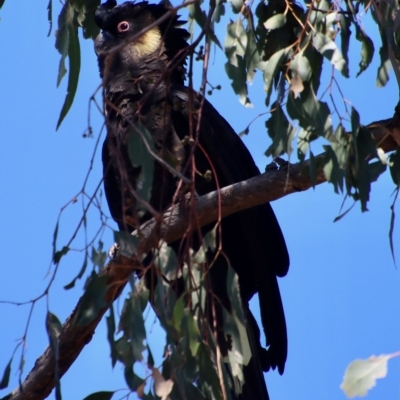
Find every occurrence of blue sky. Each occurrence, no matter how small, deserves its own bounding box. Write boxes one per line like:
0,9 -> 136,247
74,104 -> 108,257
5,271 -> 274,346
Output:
0,1 -> 400,399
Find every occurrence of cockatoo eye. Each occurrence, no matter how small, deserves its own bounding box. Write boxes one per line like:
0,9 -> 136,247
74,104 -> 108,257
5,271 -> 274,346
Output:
117,21 -> 129,32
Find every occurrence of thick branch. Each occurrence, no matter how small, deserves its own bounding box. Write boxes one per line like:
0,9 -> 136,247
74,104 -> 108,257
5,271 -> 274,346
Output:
5,114 -> 400,400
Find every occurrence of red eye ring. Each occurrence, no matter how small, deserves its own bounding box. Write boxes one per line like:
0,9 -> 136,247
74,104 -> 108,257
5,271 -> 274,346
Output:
117,21 -> 129,33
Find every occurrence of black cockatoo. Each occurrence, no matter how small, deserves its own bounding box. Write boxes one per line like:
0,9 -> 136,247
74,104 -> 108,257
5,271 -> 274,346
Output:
94,2 -> 290,399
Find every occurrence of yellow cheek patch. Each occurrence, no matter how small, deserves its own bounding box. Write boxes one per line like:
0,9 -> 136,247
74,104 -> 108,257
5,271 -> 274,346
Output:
135,26 -> 162,56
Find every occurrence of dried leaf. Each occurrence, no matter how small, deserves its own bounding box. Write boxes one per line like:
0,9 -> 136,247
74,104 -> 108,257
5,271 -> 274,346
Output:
290,74 -> 304,98
153,367 -> 174,400
340,354 -> 391,398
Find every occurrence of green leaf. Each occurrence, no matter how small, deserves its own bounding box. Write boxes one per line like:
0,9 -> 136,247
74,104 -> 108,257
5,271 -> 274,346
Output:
46,312 -> 63,349
124,366 -> 145,391
333,198 -> 356,223
351,106 -> 360,136
309,0 -> 331,27
289,52 -> 312,83
106,306 -> 118,368
265,103 -> 297,157
172,295 -> 185,333
182,311 -> 200,356
53,246 -> 69,264
186,1 -> 222,48
368,161 -> 387,183
323,145 -> 344,193
355,29 -> 374,77
377,41 -> 391,87
224,20 -> 252,106
351,125 -> 375,212
46,312 -> 63,400
113,231 -> 139,258
47,0 -> 53,37
114,337 -> 134,365
153,276 -> 176,343
312,31 -> 348,77
80,0 -> 101,39
74,272 -> 110,326
55,5 -> 69,87
197,343 -> 222,400
245,30 -> 260,84
226,266 -> 251,365
287,85 -> 333,142
261,47 -> 290,105
52,219 -> 60,262
179,380 -> 208,400
339,14 -> 351,74
390,147 -> 400,186
225,19 -> 247,61
64,253 -> 88,289
128,123 -> 155,206
203,226 -> 217,252
303,44 -> 323,93
0,358 -> 12,389
264,13 -> 287,30
56,19 -> 81,129
118,286 -> 149,362
225,59 -> 252,107
147,345 -> 155,368
297,128 -> 312,161
91,242 -> 107,270
82,392 -> 115,400
222,309 -> 245,383
389,190 -> 398,264
213,0 -> 226,23
154,241 -> 179,280
230,0 -> 243,13
309,150 -> 317,188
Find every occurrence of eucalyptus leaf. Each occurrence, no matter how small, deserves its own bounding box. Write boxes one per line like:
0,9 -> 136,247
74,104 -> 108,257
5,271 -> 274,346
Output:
323,145 -> 344,193
390,147 -> 400,186
113,231 -> 139,258
154,241 -> 179,280
106,305 -> 118,368
46,312 -> 63,400
261,47 -> 290,105
265,103 -> 297,157
53,246 -> 69,264
312,31 -> 348,77
289,52 -> 312,83
74,272 -> 110,326
339,14 -> 351,73
82,392 -> 115,400
264,13 -> 287,30
124,366 -> 145,391
355,29 -> 374,77
377,40 -> 391,87
56,15 -> 81,129
186,1 -> 222,48
0,358 -> 12,390
118,286 -> 148,362
197,343 -> 222,400
64,253 -> 88,290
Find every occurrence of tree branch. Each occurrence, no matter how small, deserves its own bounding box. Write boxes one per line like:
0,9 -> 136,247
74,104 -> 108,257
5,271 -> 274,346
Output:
4,113 -> 400,400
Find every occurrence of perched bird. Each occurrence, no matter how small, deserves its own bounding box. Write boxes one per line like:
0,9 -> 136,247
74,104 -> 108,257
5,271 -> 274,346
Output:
94,1 -> 290,399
